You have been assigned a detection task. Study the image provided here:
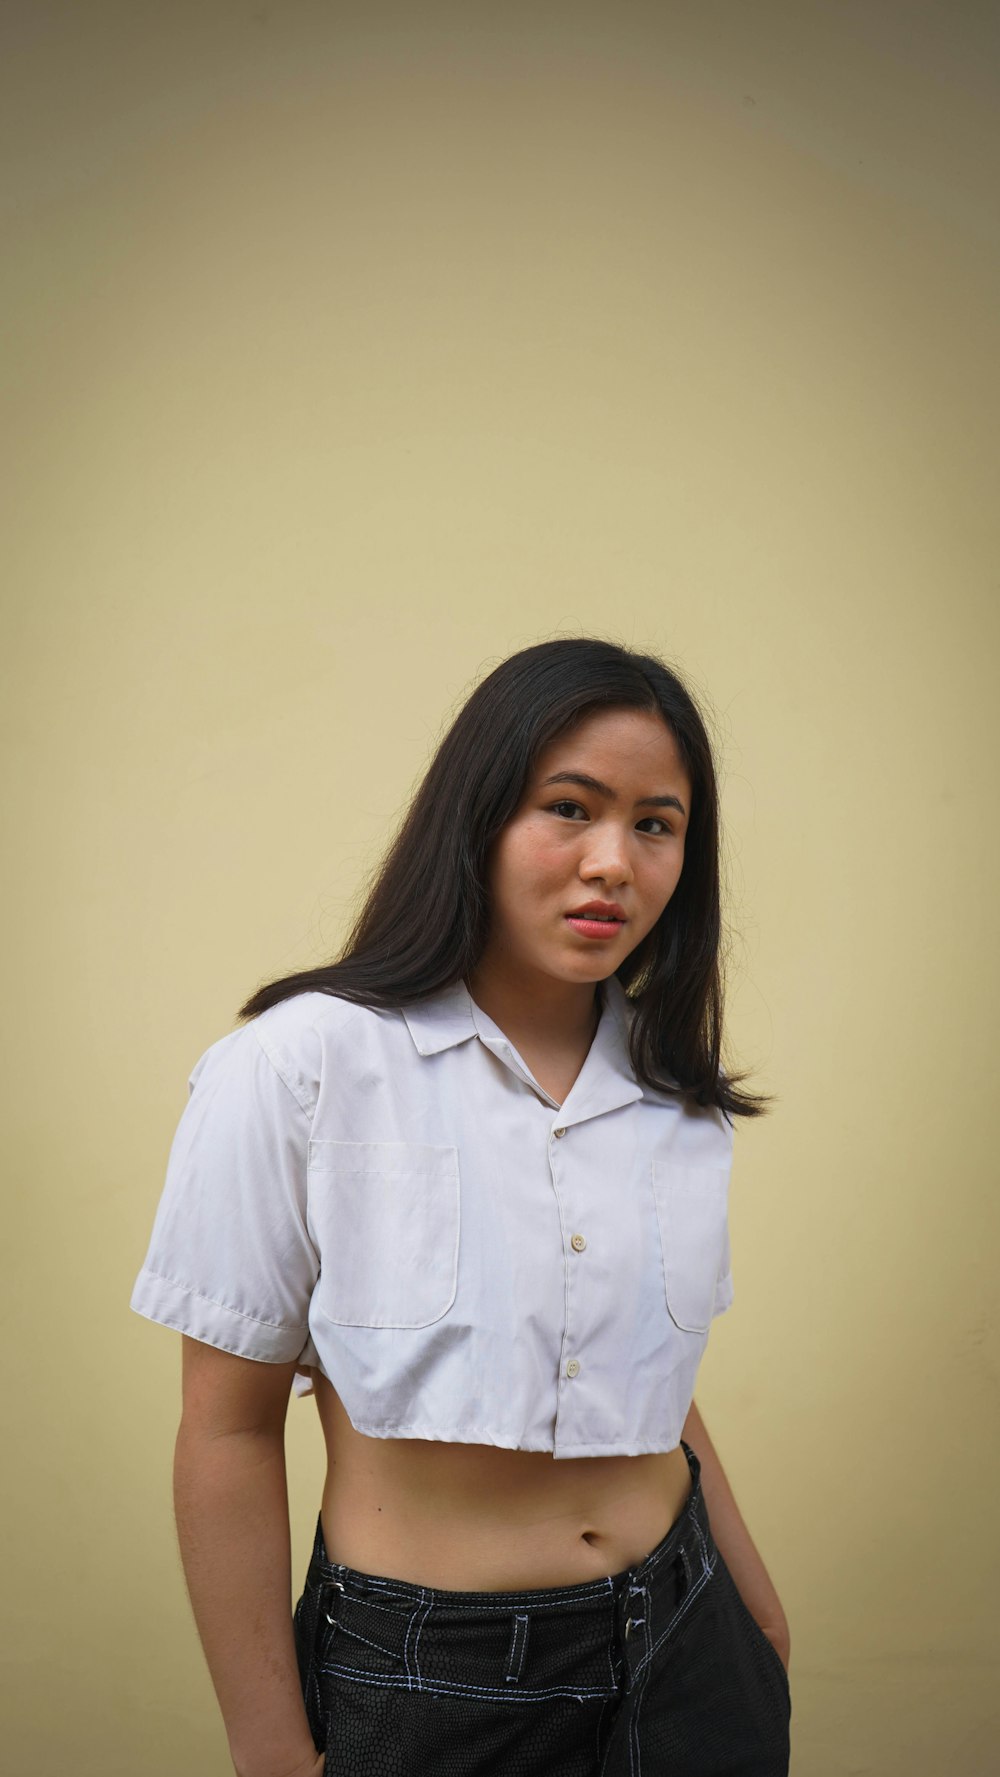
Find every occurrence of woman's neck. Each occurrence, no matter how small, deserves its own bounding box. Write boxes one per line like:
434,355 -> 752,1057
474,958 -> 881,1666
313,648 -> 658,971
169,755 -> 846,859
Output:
463,963 -> 601,1055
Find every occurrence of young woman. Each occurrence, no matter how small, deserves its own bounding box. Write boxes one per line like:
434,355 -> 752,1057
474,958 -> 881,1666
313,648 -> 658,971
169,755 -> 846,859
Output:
131,637 -> 791,1777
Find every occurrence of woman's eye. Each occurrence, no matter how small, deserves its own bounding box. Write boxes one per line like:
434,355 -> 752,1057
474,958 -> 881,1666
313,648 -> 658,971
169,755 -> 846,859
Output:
549,802 -> 673,836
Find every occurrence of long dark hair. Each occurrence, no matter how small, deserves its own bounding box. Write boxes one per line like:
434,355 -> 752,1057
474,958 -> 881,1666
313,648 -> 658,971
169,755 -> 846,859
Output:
238,637 -> 771,1120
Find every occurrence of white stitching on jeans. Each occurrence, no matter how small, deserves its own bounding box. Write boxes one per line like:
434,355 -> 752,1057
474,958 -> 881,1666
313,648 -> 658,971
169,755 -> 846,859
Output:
331,1619 -> 403,1662
628,1655 -> 654,1777
690,1510 -> 714,1579
317,1662 -> 614,1702
504,1613 -> 530,1684
628,1582 -> 651,1664
338,1594 -> 416,1619
632,1550 -> 716,1678
402,1594 -> 425,1691
411,1597 -> 433,1689
307,1597 -> 324,1736
327,1580 -> 617,1609
604,1616 -> 618,1689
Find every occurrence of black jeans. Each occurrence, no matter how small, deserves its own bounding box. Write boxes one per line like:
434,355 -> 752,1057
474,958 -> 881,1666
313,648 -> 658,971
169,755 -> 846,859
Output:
292,1440 -> 791,1775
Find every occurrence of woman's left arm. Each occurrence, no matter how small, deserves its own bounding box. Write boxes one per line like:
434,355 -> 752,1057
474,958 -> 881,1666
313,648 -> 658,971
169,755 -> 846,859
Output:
681,1399 -> 791,1669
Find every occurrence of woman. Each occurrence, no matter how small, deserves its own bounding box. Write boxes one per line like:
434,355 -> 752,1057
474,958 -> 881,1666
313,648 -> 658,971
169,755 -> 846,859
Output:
131,637 -> 791,1777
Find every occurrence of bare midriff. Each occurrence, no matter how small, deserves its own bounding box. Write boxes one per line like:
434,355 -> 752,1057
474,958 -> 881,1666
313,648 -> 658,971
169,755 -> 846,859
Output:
310,1370 -> 693,1591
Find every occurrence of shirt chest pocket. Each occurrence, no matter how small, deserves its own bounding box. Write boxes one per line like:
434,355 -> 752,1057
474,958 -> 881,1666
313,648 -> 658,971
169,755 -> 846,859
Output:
651,1161 -> 731,1333
308,1140 -> 461,1329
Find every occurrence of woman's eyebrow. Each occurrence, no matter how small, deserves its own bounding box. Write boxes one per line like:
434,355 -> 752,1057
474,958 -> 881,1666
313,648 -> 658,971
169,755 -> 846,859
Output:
539,770 -> 687,818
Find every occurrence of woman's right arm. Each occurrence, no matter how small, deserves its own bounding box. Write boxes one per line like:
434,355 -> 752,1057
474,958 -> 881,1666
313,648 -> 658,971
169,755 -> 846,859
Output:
172,1338 -> 325,1777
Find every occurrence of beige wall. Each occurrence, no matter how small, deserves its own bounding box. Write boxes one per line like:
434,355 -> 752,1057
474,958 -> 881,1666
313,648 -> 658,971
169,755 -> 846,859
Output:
4,3 -> 997,1772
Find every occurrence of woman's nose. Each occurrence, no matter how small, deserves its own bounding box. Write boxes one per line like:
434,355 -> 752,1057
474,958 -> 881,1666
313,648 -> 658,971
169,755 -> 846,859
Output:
580,837 -> 633,885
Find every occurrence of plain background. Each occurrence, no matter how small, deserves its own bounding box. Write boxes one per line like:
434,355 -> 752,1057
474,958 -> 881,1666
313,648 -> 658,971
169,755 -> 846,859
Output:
3,3 -> 998,1773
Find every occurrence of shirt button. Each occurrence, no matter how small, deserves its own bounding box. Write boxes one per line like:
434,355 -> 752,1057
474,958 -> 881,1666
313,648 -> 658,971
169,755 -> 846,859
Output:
565,1358 -> 581,1378
570,1233 -> 587,1252
553,1126 -> 567,1138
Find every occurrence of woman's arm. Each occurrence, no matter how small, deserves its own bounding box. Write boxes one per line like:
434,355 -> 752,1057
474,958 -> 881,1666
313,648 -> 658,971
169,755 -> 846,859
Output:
173,1341 -> 323,1777
681,1399 -> 791,1667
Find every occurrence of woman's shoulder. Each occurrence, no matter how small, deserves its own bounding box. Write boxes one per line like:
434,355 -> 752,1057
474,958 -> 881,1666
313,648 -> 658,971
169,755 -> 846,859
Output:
178,990 -> 373,1126
244,988 -> 371,1095
249,987 -> 369,1047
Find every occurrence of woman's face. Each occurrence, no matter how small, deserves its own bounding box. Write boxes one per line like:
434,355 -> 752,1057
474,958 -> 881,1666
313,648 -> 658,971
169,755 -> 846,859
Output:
482,706 -> 693,991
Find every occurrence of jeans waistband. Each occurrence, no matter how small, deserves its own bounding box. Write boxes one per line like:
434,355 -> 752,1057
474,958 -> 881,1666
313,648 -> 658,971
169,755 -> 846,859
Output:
305,1438 -> 716,1643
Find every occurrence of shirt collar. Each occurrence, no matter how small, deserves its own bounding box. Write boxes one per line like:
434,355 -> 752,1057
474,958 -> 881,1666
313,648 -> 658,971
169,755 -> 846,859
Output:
400,978 -> 479,1056
401,972 -> 645,1122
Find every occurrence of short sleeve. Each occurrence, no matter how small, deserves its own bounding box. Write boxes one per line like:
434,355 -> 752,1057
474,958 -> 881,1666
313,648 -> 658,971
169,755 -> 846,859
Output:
712,1220 -> 734,1316
708,1104 -> 735,1318
130,1019 -> 320,1364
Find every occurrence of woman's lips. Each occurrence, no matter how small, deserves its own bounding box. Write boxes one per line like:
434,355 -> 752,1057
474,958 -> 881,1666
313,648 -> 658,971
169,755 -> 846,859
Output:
565,915 -> 625,940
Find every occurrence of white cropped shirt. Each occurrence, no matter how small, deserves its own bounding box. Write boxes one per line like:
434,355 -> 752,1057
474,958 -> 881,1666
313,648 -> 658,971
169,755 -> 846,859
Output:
130,973 -> 735,1459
